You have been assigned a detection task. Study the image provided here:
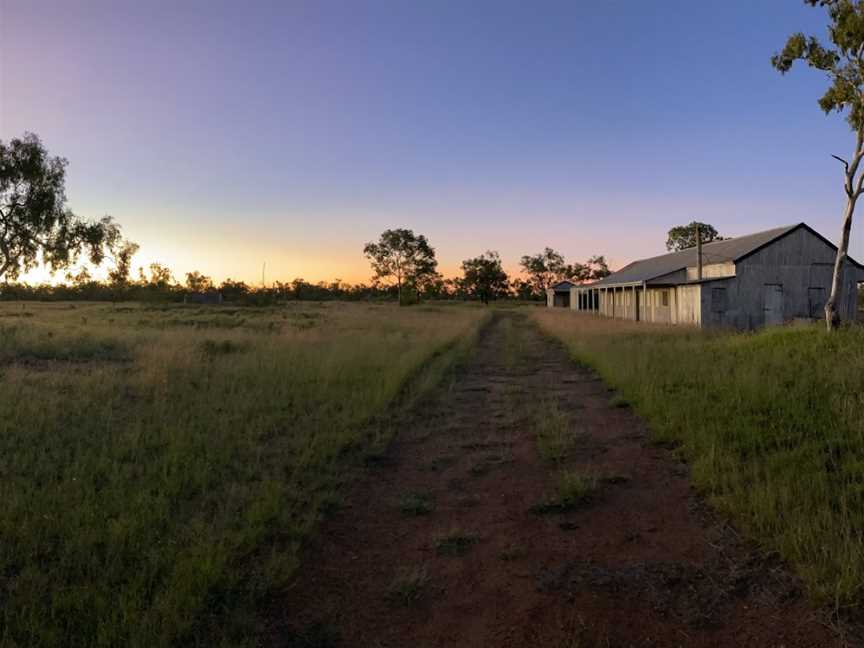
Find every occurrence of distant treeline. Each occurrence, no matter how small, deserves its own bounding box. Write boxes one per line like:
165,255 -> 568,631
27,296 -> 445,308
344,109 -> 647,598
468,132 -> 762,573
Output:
0,272 -> 547,304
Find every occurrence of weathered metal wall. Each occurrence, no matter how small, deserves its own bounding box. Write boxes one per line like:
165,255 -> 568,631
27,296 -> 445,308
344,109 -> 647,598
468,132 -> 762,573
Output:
590,227 -> 864,328
714,227 -> 863,328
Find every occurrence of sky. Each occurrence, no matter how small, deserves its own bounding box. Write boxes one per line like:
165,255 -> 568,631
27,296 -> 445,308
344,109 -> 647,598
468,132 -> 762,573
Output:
2,0 -> 864,285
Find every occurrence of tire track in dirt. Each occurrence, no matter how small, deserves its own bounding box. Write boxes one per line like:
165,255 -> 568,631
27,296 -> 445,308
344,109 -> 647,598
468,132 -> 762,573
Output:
271,311 -> 843,647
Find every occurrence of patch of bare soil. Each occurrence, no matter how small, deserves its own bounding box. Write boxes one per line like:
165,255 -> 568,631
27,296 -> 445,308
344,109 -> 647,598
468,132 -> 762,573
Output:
269,312 -> 848,647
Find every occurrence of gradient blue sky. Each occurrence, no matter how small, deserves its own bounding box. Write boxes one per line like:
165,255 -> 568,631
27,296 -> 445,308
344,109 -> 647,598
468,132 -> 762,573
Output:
2,0 -> 863,284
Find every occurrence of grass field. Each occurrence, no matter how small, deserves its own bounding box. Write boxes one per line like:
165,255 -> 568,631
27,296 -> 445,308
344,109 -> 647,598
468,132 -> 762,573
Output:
534,309 -> 864,612
0,301 -> 487,647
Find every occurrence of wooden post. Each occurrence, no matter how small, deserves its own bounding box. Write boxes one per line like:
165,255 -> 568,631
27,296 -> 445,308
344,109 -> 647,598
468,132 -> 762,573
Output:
696,223 -> 703,281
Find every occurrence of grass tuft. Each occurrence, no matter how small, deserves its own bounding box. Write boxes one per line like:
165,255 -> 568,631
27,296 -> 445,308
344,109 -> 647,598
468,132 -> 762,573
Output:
385,565 -> 430,605
397,492 -> 434,516
498,544 -> 527,561
609,394 -> 629,408
434,529 -> 479,556
534,398 -> 580,462
532,469 -> 598,514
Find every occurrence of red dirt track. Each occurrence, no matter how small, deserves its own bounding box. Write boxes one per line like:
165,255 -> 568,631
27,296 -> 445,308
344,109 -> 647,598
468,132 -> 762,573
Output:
272,312 -> 844,647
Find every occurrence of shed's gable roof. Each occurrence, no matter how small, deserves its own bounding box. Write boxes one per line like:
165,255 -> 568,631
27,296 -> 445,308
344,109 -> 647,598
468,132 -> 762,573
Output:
590,223 -> 859,287
551,280 -> 576,291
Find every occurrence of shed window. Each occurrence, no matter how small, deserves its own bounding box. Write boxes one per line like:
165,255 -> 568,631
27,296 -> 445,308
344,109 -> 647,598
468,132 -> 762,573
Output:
711,287 -> 727,313
661,290 -> 669,307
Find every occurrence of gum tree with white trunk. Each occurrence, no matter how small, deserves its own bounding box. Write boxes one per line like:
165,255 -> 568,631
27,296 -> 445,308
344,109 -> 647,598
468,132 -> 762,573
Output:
773,0 -> 864,330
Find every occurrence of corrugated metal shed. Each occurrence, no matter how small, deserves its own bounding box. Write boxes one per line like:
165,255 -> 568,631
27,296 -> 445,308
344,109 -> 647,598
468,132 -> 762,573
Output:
589,223 -> 861,287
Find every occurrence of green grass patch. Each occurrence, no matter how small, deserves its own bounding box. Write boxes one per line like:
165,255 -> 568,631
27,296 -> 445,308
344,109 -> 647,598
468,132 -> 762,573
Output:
0,301 -> 487,647
534,309 -> 864,606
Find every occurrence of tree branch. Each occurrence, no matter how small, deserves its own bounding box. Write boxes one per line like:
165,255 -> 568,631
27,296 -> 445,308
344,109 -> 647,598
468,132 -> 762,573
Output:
832,154 -> 850,171
845,126 -> 864,196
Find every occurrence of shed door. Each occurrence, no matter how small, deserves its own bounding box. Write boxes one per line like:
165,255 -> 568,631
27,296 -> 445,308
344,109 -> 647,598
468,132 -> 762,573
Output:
763,284 -> 783,326
808,287 -> 826,319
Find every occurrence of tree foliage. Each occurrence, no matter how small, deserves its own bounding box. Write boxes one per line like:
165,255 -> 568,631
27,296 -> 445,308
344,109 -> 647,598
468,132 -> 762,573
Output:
773,0 -> 864,329
519,247 -> 566,295
584,255 -> 611,280
0,133 -> 122,280
665,222 -> 723,252
363,228 -> 439,305
107,240 -> 140,287
185,270 -> 214,292
520,248 -> 611,297
773,1 -> 864,128
461,251 -> 509,304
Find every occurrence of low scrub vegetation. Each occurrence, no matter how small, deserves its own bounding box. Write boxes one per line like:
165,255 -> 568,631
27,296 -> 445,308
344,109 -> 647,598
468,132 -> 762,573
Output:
0,301 -> 486,647
534,309 -> 864,607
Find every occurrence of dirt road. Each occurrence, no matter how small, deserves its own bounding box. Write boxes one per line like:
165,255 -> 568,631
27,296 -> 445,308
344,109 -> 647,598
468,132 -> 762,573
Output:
273,312 -> 840,647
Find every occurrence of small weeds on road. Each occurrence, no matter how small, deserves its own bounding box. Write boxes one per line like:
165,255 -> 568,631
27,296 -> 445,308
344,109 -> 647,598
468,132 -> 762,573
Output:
470,452 -> 512,476
421,455 -> 457,472
434,529 -> 479,556
532,469 -> 598,514
498,544 -> 528,561
535,397 -> 579,462
398,492 -> 434,516
386,566 -> 430,606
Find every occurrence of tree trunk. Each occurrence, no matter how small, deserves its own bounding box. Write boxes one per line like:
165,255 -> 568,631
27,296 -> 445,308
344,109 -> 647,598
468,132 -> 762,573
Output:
825,196 -> 857,331
396,270 -> 403,306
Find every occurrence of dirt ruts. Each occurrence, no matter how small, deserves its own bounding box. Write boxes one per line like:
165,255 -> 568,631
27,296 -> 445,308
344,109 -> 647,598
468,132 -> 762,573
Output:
271,311 -> 844,647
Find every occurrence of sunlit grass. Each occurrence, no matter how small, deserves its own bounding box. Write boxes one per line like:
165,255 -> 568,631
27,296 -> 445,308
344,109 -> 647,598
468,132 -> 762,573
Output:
0,301 -> 486,647
534,309 -> 864,607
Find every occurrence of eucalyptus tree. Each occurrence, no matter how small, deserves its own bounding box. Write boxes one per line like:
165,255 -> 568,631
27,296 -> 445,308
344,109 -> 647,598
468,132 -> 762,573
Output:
773,0 -> 864,330
0,132 -> 121,280
519,247 -> 566,295
461,251 -> 509,304
666,222 -> 723,252
363,228 -> 438,305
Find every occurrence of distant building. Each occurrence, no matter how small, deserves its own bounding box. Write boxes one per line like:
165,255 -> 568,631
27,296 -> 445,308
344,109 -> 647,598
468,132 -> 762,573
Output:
184,292 -> 224,305
547,223 -> 864,329
547,280 -> 576,308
